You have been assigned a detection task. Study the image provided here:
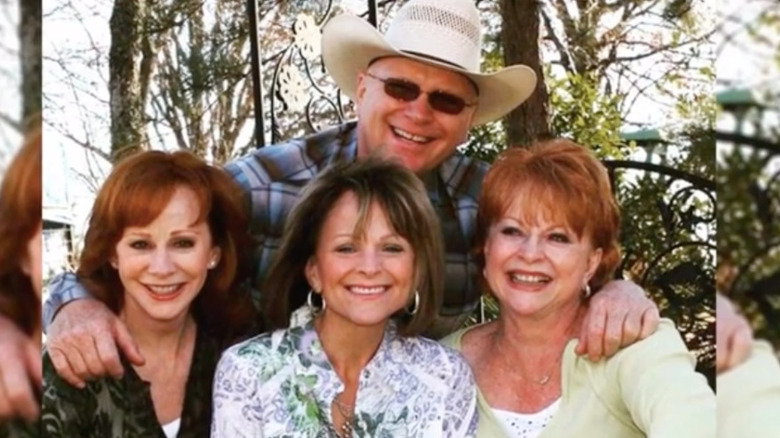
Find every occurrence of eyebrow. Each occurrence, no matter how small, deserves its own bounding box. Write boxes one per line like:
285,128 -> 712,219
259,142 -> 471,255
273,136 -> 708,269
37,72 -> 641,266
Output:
123,228 -> 204,238
331,232 -> 403,240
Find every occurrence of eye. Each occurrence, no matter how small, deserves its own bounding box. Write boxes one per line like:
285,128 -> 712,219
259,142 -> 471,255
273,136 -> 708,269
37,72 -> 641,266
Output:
549,232 -> 571,243
500,226 -> 521,236
129,240 -> 150,250
173,238 -> 195,249
335,244 -> 356,254
383,243 -> 405,253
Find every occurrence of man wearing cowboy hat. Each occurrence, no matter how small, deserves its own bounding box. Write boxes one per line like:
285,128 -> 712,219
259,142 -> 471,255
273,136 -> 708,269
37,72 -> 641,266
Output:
33,0 -> 701,392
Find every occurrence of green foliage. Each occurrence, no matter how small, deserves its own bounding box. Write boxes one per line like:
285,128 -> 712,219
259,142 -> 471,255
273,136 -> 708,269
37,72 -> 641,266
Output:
548,72 -> 626,159
718,115 -> 780,344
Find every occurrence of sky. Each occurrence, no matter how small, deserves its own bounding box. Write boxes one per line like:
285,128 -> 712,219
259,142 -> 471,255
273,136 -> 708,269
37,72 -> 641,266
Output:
0,0 -> 21,169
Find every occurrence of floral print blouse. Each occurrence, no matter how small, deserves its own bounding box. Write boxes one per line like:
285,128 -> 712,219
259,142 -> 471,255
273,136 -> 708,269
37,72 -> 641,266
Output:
211,318 -> 478,437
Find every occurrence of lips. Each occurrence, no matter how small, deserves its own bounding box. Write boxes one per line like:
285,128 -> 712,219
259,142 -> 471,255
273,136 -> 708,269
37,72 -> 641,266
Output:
509,272 -> 551,283
143,283 -> 186,301
391,126 -> 433,144
346,285 -> 388,296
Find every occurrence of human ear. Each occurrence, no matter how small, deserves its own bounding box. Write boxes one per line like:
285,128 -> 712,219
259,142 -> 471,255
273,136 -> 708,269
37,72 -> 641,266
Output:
304,257 -> 321,292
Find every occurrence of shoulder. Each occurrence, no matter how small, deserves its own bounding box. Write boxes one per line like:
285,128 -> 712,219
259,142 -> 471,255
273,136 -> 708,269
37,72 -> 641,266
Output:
437,151 -> 489,200
217,327 -> 313,379
390,335 -> 474,387
573,318 -> 704,395
219,330 -> 284,369
440,323 -> 486,352
612,318 -> 691,363
226,122 -> 357,184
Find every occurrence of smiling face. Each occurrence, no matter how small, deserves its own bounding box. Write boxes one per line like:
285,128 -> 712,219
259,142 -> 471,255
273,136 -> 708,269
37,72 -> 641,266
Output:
113,186 -> 221,325
305,191 -> 416,331
483,198 -> 602,319
354,57 -> 478,174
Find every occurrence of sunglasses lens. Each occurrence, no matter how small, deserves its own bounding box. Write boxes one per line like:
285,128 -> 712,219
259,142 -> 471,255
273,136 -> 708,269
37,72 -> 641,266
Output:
429,92 -> 466,115
384,79 -> 420,102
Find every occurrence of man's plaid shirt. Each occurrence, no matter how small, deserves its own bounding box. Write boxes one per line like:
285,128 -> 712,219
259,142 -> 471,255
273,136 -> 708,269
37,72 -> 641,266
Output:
43,121 -> 487,327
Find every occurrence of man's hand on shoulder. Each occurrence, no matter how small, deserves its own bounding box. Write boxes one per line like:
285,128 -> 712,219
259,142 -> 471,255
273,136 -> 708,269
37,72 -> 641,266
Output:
576,280 -> 660,361
716,293 -> 753,373
47,298 -> 145,387
0,316 -> 40,422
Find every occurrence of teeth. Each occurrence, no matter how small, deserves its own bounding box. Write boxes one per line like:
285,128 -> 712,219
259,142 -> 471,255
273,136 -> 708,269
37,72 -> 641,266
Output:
147,284 -> 180,294
392,127 -> 430,143
510,274 -> 550,283
349,286 -> 386,295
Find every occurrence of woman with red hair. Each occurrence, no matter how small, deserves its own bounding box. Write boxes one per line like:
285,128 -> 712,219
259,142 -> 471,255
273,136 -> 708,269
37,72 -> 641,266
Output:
0,126 -> 42,437
443,139 -> 715,437
41,150 -> 257,437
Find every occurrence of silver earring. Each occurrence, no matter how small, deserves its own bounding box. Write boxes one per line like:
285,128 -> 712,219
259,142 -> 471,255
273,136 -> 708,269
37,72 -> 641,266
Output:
208,259 -> 217,269
307,289 -> 325,313
583,284 -> 592,298
406,290 -> 420,315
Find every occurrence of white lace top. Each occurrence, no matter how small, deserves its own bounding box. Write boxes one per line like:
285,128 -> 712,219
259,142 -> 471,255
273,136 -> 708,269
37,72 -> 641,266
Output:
491,398 -> 561,438
161,418 -> 180,438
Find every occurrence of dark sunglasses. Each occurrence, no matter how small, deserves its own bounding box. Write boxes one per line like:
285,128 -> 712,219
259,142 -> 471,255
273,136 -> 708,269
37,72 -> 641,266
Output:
364,72 -> 477,115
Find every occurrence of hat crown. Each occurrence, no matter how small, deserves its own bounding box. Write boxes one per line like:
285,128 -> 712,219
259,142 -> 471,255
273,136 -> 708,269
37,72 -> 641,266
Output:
384,0 -> 482,72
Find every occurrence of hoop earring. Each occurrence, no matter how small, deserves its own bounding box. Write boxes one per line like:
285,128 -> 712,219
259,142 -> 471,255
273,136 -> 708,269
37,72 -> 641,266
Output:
583,284 -> 592,299
406,290 -> 420,315
307,289 -> 325,313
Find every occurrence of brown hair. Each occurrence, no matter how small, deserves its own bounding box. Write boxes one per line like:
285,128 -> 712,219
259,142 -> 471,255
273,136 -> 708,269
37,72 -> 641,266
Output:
263,157 -> 444,336
77,150 -> 256,341
0,126 -> 42,336
476,139 -> 621,292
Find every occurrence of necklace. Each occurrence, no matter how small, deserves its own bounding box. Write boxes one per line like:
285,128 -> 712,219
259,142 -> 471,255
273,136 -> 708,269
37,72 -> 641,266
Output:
328,396 -> 354,438
491,332 -> 557,386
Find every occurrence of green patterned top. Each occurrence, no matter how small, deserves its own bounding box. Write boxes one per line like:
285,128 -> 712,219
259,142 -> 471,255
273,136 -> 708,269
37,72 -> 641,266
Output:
0,419 -> 39,438
40,329 -> 222,438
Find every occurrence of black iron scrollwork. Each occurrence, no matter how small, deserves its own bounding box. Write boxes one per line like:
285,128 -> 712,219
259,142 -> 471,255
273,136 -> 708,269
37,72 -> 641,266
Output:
604,158 -> 715,383
248,0 -> 380,146
717,125 -> 780,342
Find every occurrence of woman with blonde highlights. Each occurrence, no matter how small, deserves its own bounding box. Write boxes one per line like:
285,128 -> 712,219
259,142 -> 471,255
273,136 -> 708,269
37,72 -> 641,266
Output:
212,158 -> 476,437
41,150 -> 257,437
443,139 -> 715,437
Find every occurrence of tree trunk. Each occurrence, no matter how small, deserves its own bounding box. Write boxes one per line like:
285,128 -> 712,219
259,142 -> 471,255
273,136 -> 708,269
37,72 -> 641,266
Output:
19,0 -> 41,129
109,0 -> 149,162
500,0 -> 550,147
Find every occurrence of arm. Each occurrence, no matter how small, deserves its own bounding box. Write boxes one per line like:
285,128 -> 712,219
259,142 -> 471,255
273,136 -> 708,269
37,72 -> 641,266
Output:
211,346 -> 264,438
716,293 -> 753,372
0,318 -> 40,422
43,272 -> 143,387
717,340 -> 780,438
615,319 -> 715,437
576,279 -> 660,360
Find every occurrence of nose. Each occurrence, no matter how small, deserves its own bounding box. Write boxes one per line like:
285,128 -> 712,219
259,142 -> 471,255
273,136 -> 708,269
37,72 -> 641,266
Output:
148,248 -> 175,276
404,91 -> 434,122
517,236 -> 544,262
357,249 -> 381,275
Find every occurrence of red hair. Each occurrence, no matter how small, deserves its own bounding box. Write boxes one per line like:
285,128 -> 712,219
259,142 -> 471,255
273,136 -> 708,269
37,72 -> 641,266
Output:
0,126 -> 42,336
77,150 -> 256,341
476,139 -> 621,291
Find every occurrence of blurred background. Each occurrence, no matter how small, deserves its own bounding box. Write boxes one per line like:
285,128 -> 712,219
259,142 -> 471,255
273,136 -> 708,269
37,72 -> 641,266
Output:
716,0 -> 780,346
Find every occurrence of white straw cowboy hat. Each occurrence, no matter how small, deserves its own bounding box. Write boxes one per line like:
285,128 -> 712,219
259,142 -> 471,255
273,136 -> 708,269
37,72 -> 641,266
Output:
321,0 -> 537,126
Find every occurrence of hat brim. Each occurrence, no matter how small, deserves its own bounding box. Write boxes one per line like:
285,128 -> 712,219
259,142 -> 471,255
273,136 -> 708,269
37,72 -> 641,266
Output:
322,14 -> 537,126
